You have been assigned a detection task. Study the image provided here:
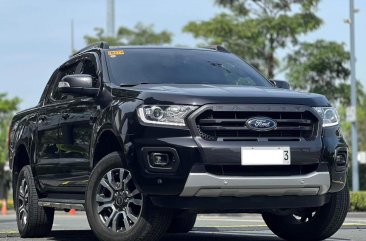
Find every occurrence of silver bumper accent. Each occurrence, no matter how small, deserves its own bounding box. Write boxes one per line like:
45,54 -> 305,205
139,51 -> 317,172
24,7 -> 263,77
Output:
180,172 -> 330,197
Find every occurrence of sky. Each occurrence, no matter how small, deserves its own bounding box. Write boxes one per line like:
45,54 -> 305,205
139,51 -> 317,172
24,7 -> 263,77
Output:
0,0 -> 365,110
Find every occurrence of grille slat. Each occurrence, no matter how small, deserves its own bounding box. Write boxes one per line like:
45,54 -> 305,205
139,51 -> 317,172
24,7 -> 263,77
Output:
200,126 -> 313,131
199,118 -> 312,124
199,119 -> 248,124
195,106 -> 319,142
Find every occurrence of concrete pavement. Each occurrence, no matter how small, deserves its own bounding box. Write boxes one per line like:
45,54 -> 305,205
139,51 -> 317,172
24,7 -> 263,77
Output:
1,211 -> 366,240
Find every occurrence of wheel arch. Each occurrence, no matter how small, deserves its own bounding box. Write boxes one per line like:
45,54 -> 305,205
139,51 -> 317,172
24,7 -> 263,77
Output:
12,143 -> 31,201
92,127 -> 125,168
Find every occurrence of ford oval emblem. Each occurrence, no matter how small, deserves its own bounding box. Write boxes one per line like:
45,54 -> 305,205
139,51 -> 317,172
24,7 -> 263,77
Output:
246,117 -> 277,131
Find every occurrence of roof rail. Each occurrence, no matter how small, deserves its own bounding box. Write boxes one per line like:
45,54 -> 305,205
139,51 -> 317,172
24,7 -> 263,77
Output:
204,45 -> 230,53
72,42 -> 110,57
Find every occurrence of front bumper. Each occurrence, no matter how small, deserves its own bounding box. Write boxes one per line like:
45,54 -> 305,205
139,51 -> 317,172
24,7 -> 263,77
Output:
180,171 -> 330,197
150,195 -> 331,212
124,104 -> 348,200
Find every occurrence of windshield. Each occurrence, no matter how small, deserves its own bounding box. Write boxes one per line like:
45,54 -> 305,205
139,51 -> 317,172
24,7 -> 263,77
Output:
106,48 -> 272,87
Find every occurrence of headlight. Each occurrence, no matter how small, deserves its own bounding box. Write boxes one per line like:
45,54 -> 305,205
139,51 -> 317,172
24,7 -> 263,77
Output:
313,107 -> 340,127
137,105 -> 198,127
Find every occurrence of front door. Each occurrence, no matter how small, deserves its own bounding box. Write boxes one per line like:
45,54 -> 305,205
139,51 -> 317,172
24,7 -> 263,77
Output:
57,98 -> 98,192
57,55 -> 100,192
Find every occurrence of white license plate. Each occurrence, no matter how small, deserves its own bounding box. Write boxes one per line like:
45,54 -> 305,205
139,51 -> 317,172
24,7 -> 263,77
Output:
241,147 -> 291,166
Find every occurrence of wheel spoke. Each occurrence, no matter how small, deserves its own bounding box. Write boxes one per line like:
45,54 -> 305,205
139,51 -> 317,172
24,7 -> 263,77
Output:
123,173 -> 132,190
126,208 -> 138,223
96,193 -> 112,203
122,211 -> 132,231
19,205 -> 24,214
127,189 -> 140,198
19,190 -> 25,198
100,179 -> 115,195
104,208 -> 118,227
23,210 -> 28,225
129,198 -> 142,206
295,210 -> 317,223
18,193 -> 25,203
107,171 -> 120,190
112,212 -> 122,232
106,171 -> 113,185
20,179 -> 26,196
97,202 -> 113,214
119,169 -> 125,183
19,207 -> 28,225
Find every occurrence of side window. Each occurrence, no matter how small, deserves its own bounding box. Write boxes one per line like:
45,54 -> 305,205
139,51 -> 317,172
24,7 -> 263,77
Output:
47,54 -> 100,103
81,58 -> 99,88
82,59 -> 97,77
39,70 -> 59,105
52,61 -> 82,101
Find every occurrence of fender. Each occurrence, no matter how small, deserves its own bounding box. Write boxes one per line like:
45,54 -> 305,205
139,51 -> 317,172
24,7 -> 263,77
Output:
91,125 -> 125,168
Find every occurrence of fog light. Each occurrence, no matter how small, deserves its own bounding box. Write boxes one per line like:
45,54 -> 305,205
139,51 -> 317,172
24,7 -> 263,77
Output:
335,152 -> 347,172
142,147 -> 180,173
149,153 -> 170,167
336,155 -> 346,166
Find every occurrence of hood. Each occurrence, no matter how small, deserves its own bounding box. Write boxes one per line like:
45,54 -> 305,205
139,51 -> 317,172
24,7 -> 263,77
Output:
111,84 -> 330,107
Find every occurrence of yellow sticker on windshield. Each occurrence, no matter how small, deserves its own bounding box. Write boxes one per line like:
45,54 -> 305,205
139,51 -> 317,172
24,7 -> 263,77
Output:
108,50 -> 124,57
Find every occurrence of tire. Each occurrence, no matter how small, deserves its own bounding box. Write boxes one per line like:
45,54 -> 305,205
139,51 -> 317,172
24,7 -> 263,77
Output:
85,152 -> 172,241
15,165 -> 54,238
262,185 -> 350,241
168,211 -> 197,233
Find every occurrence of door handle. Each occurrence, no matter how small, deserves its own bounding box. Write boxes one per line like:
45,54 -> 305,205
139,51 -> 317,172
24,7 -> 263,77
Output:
39,115 -> 47,122
62,113 -> 70,120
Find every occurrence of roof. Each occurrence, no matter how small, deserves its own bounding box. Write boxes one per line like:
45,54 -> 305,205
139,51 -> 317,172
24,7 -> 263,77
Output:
71,42 -> 230,58
109,45 -> 230,53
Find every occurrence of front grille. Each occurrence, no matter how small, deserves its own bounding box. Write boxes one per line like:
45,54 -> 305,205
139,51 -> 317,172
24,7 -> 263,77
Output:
194,105 -> 319,141
205,164 -> 319,176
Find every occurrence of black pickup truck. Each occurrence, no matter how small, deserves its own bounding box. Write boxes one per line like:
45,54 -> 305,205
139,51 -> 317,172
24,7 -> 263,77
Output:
9,42 -> 349,241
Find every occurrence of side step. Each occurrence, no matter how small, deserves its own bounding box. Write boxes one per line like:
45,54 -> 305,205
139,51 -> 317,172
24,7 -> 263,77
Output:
38,198 -> 85,211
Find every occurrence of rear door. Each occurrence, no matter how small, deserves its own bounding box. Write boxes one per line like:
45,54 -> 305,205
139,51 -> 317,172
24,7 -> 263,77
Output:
35,61 -> 82,192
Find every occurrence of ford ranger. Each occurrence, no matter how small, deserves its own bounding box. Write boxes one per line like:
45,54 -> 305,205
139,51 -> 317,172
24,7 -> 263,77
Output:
8,42 -> 349,241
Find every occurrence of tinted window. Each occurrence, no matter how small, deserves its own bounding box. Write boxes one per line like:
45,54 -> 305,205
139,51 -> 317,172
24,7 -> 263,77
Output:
39,70 -> 59,105
52,62 -> 81,101
81,58 -> 99,88
81,59 -> 98,78
106,48 -> 271,87
51,56 -> 100,102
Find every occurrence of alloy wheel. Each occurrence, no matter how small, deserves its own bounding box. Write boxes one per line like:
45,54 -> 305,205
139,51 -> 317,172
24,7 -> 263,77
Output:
18,178 -> 29,227
95,168 -> 143,232
293,209 -> 317,223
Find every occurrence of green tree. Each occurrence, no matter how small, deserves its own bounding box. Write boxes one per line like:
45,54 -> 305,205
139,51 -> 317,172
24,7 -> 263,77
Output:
339,92 -> 366,154
84,28 -> 122,46
286,40 -> 351,104
85,23 -> 172,46
0,93 -> 21,165
183,0 -> 322,78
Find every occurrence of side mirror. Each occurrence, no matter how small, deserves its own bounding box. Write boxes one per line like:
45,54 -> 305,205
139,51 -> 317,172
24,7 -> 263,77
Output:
58,74 -> 99,96
270,80 -> 290,89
